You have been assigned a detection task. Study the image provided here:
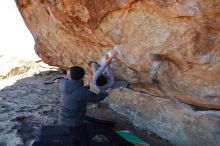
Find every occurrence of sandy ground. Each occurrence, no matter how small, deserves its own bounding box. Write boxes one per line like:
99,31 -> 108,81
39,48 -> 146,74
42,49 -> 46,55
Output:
0,55 -> 170,146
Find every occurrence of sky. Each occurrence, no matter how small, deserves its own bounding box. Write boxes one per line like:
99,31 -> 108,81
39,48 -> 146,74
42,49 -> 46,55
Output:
0,0 -> 38,59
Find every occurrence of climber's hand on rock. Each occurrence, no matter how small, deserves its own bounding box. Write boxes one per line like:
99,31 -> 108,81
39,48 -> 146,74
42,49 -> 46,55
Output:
103,55 -> 109,63
108,50 -> 116,59
111,51 -> 116,58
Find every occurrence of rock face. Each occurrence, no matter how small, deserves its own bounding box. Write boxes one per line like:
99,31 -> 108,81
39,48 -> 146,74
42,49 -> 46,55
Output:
107,88 -> 220,146
16,0 -> 220,109
15,0 -> 220,145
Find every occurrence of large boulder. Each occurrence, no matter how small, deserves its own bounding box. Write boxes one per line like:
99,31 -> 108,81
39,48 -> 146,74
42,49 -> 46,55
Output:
107,88 -> 220,146
16,0 -> 220,145
16,0 -> 220,109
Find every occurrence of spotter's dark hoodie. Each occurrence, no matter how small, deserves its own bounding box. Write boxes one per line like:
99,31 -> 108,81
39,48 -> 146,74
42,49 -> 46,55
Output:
58,79 -> 108,127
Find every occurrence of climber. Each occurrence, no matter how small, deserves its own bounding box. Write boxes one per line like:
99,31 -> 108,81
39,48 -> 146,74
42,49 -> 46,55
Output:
90,50 -> 116,91
58,66 -> 109,146
90,49 -> 129,91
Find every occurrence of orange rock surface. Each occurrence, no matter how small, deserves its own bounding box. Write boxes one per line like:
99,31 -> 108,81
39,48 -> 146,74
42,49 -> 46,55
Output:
16,0 -> 220,109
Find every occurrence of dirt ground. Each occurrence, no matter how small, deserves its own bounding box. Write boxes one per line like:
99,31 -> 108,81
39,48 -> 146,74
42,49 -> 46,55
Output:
0,56 -> 171,146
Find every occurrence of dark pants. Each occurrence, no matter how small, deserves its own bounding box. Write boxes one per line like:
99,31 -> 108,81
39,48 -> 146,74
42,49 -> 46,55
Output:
69,125 -> 90,146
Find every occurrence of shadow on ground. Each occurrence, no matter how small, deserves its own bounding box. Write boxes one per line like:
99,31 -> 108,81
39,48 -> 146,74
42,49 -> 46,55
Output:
0,71 -> 171,146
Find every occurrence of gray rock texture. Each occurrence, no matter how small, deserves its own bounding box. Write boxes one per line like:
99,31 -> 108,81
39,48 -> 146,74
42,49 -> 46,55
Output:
107,88 -> 220,146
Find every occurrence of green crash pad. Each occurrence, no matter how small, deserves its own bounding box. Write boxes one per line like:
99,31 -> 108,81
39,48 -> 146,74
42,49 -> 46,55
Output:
116,130 -> 150,146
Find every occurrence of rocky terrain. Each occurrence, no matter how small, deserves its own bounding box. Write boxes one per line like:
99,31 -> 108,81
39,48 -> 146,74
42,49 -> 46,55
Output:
14,0 -> 220,145
0,55 -> 170,146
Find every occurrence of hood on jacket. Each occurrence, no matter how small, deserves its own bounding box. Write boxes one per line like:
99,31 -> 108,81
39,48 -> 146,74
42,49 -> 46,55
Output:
60,79 -> 83,94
